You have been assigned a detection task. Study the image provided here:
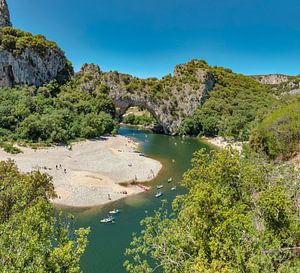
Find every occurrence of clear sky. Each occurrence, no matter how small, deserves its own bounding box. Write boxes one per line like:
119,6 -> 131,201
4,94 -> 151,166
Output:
8,0 -> 300,78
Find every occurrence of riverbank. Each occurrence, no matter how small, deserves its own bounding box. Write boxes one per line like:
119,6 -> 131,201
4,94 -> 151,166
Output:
0,136 -> 162,208
202,136 -> 245,152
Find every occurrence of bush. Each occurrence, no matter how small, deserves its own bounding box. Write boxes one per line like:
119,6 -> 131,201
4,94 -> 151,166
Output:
0,143 -> 22,154
0,27 -> 64,57
250,101 -> 300,159
123,113 -> 156,126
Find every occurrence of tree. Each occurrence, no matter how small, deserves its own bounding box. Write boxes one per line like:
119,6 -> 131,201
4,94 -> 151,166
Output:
0,160 -> 90,272
125,148 -> 300,272
250,100 -> 300,159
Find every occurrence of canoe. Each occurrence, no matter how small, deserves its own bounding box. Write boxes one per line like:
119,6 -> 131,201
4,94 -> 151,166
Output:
137,184 -> 151,191
155,192 -> 164,198
109,209 -> 121,215
100,216 -> 115,224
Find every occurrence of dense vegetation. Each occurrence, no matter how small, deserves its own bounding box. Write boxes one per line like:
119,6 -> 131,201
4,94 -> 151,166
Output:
125,148 -> 300,272
0,80 -> 117,145
123,113 -> 156,127
0,27 -> 65,57
180,67 -> 277,140
0,160 -> 89,272
250,100 -> 300,159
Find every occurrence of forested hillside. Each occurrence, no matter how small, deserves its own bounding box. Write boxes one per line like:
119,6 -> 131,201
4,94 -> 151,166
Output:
179,66 -> 278,140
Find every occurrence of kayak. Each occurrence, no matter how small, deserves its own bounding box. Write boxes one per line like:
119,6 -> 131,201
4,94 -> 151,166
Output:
100,216 -> 115,224
109,209 -> 121,215
155,192 -> 164,198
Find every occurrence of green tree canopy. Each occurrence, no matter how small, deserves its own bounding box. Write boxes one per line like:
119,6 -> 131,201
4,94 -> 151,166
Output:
250,100 -> 300,159
180,67 -> 277,140
125,148 -> 300,272
0,80 -> 117,146
0,160 -> 90,272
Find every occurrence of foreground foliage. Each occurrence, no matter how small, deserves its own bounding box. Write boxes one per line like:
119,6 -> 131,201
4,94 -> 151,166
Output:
0,160 -> 90,272
125,148 -> 300,272
250,100 -> 300,159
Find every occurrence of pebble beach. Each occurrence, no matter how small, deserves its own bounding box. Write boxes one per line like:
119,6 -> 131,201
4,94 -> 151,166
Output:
0,136 -> 162,207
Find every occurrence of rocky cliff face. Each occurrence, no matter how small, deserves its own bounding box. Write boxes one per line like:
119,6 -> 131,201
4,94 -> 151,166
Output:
0,0 -> 11,27
252,74 -> 289,85
0,48 -> 72,87
252,73 -> 300,95
0,2 -> 72,88
76,61 -> 215,134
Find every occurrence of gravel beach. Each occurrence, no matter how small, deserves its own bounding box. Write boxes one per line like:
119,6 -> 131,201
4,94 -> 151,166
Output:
202,136 -> 245,153
0,136 -> 162,207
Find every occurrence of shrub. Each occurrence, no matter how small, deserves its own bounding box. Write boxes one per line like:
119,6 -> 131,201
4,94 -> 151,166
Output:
250,101 -> 300,159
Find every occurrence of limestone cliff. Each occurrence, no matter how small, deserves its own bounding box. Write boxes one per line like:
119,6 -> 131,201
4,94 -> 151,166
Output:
0,0 -> 11,27
76,60 -> 215,134
0,28 -> 73,87
0,2 -> 73,88
253,73 -> 300,95
252,74 -> 289,85
0,47 -> 72,87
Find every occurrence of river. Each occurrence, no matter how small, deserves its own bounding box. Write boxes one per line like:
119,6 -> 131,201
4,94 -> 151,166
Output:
69,127 -> 211,273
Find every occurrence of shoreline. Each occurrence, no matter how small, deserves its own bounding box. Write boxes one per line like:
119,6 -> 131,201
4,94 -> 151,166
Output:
0,135 -> 162,208
201,136 -> 246,153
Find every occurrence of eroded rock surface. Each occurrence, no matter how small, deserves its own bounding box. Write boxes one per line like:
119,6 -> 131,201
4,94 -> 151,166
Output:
76,61 -> 216,134
0,0 -> 11,27
0,48 -> 72,87
0,1 -> 73,87
253,74 -> 289,85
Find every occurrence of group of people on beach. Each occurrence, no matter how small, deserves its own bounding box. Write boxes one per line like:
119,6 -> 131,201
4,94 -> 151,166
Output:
107,191 -> 128,200
55,164 -> 67,174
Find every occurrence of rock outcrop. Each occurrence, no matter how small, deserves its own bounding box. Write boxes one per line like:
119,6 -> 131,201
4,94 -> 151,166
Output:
76,60 -> 216,134
252,73 -> 300,95
0,0 -> 11,27
0,2 -> 73,88
252,74 -> 289,85
0,47 -> 73,87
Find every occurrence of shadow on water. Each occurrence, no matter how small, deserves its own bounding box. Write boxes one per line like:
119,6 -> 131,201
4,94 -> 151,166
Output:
68,126 -> 211,273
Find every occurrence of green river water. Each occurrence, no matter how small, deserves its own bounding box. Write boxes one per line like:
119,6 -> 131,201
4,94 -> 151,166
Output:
70,127 -> 211,273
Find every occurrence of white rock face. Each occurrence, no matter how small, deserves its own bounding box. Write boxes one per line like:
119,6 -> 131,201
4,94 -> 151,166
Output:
0,48 -> 72,87
77,63 -> 216,134
0,0 -> 12,27
253,74 -> 289,85
0,0 -> 71,87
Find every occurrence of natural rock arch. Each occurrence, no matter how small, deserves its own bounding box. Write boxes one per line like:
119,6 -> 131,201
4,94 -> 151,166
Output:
77,62 -> 216,134
114,98 -> 167,133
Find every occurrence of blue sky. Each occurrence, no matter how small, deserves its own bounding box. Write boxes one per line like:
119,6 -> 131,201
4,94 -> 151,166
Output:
8,0 -> 300,78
